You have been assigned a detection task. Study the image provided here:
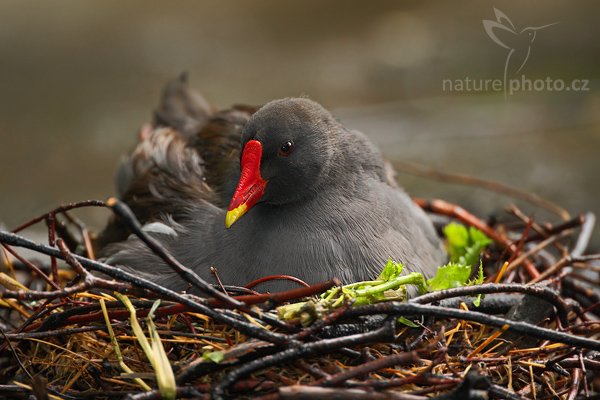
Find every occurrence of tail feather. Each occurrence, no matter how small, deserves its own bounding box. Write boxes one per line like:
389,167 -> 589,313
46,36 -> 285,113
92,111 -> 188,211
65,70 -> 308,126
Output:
153,72 -> 215,137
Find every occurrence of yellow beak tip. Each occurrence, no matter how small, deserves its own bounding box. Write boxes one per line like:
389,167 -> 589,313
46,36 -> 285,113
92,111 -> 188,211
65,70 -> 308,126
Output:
225,214 -> 236,229
225,205 -> 248,228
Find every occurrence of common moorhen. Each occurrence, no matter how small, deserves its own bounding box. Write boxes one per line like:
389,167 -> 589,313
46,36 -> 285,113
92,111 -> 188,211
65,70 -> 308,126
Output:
99,74 -> 446,292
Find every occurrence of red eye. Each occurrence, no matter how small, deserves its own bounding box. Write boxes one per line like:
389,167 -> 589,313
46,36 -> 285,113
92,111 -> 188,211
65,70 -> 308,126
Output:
278,140 -> 294,157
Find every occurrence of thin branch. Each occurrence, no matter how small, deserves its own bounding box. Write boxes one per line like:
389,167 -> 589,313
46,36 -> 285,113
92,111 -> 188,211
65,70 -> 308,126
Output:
320,351 -> 418,387
341,302 -> 600,351
11,200 -> 107,233
412,283 -> 574,326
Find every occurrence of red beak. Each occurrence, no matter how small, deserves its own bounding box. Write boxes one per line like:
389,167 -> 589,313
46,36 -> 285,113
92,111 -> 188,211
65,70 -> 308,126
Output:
225,140 -> 267,228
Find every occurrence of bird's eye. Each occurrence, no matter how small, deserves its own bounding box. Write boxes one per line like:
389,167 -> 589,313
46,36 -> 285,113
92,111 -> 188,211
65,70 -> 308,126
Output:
278,140 -> 294,157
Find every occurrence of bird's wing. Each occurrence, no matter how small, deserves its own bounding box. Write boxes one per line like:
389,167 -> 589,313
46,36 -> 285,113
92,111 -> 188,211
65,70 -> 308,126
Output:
346,128 -> 445,271
96,76 -> 257,248
100,221 -> 196,291
97,127 -> 216,248
483,19 -> 517,50
381,182 -> 447,275
493,8 -> 516,31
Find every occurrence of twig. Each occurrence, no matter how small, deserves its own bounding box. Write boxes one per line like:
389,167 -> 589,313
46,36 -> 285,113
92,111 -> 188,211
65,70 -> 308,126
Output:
530,254 -> 600,285
571,212 -> 595,258
566,368 -> 582,400
503,231 -> 570,277
556,357 -> 600,370
340,302 -> 600,351
46,213 -> 59,285
11,200 -> 107,233
342,374 -> 459,390
412,283 -> 573,326
245,275 -> 310,289
210,266 -> 228,294
1,239 -> 133,301
207,279 -> 340,309
2,323 -> 123,340
520,212 -> 585,244
279,385 -> 427,399
320,351 -> 418,387
62,211 -> 96,259
507,204 -> 552,241
0,244 -> 60,290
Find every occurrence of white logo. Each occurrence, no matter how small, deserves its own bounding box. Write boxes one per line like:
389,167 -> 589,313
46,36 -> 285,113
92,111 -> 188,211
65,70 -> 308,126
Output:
483,8 -> 558,97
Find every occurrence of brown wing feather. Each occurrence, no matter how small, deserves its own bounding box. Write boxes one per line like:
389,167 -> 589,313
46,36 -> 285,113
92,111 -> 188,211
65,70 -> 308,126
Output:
96,75 -> 258,248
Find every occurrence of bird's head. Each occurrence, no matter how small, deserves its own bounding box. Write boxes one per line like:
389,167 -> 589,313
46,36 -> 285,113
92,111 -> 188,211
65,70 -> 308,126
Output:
225,98 -> 339,228
520,22 -> 558,44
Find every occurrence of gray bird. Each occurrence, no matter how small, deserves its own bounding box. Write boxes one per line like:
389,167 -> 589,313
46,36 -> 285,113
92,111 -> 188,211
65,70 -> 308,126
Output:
99,75 -> 445,293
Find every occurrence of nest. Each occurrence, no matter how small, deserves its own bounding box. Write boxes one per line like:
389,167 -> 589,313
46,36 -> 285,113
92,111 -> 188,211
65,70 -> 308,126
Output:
1,194 -> 599,400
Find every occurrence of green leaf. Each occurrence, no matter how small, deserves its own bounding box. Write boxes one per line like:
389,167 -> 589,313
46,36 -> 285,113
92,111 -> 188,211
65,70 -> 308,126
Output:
116,294 -> 176,400
99,298 -> 151,392
443,223 -> 492,268
462,228 -> 492,267
469,227 -> 493,249
426,263 -> 472,291
376,259 -> 404,281
443,223 -> 469,261
470,261 -> 485,307
474,261 -> 485,285
202,351 -> 224,364
397,316 -> 419,328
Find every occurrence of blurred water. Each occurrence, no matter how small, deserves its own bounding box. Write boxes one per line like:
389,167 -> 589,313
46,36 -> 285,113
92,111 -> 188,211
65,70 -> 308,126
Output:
0,1 -> 598,248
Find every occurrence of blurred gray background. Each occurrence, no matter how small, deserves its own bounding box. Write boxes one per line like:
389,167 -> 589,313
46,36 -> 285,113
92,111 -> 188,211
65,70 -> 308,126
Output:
0,1 -> 598,248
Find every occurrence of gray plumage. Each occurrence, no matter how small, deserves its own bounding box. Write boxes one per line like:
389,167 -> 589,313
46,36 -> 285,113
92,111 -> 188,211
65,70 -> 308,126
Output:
100,79 -> 445,293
